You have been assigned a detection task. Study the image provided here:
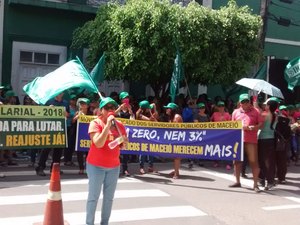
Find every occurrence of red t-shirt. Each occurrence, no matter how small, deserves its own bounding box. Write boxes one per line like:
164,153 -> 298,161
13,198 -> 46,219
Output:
87,117 -> 126,168
211,112 -> 231,122
232,107 -> 263,144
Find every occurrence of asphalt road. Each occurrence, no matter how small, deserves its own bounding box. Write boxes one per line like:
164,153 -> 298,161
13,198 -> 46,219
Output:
0,158 -> 299,225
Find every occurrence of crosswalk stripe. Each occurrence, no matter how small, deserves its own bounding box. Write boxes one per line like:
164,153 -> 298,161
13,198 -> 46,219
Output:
262,197 -> 300,211
262,204 -> 300,210
0,205 -> 206,225
2,177 -> 142,188
0,189 -> 169,205
201,170 -> 254,187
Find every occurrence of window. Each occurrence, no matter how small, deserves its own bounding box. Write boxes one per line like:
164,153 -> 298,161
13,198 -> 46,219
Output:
34,53 -> 46,64
19,51 -> 60,65
48,54 -> 60,64
20,51 -> 33,62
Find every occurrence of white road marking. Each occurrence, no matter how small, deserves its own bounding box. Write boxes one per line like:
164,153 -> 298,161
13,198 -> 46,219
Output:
262,197 -> 300,211
201,170 -> 300,212
3,177 -> 141,188
0,205 -> 206,225
201,170 -> 254,187
262,204 -> 300,210
59,177 -> 142,185
0,189 -> 169,205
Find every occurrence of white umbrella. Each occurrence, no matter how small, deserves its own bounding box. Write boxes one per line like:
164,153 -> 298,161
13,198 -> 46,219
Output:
235,78 -> 284,99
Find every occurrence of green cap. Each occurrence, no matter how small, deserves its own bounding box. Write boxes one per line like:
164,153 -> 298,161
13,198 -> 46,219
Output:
163,103 -> 178,109
70,94 -> 77,100
217,101 -> 225,106
279,105 -> 287,111
287,104 -> 295,110
119,91 -> 129,100
239,93 -> 249,102
264,97 -> 280,104
197,102 -> 205,108
139,100 -> 153,109
99,97 -> 118,109
5,90 -> 16,98
77,98 -> 90,105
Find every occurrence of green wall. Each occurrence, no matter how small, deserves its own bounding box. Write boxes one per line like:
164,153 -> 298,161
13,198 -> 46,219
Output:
212,0 -> 260,14
212,0 -> 300,60
2,0 -> 96,85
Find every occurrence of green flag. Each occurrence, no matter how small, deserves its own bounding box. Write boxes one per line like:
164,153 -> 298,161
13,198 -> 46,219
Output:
170,50 -> 184,103
90,53 -> 105,83
253,62 -> 267,79
284,56 -> 300,91
23,59 -> 98,105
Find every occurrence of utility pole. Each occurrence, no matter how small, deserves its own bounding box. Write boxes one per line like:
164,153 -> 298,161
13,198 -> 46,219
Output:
258,0 -> 271,49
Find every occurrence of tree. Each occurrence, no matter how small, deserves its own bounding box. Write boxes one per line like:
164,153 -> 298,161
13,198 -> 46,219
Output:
72,0 -> 262,98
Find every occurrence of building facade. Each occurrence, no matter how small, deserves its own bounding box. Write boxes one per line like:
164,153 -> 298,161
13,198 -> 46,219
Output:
1,0 -> 299,102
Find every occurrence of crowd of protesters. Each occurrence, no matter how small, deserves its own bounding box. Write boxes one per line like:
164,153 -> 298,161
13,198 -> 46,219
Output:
1,85 -> 300,194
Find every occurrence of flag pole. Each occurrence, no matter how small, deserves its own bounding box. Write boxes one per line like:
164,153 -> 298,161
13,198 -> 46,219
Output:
184,77 -> 192,101
266,55 -> 270,101
75,56 -> 104,100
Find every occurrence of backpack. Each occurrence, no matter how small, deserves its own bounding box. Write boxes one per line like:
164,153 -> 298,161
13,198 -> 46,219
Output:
275,116 -> 291,141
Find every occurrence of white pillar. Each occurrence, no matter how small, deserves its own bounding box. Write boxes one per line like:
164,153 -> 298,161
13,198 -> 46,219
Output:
0,0 -> 4,83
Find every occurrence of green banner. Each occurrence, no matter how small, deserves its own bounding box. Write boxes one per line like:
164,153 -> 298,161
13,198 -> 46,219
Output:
284,56 -> 300,90
0,105 -> 67,149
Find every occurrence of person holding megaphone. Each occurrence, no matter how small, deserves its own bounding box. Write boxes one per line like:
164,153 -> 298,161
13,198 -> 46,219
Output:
86,97 -> 128,225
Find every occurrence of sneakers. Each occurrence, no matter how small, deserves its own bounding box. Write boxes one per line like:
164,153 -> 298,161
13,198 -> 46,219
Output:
259,179 -> 265,187
35,168 -> 46,176
229,183 -> 241,188
277,180 -> 286,184
264,183 -> 276,191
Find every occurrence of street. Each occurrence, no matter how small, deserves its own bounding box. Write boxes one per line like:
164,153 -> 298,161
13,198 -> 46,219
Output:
0,159 -> 299,225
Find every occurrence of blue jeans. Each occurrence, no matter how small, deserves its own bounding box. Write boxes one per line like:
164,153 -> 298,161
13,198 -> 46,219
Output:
86,162 -> 120,225
139,155 -> 154,169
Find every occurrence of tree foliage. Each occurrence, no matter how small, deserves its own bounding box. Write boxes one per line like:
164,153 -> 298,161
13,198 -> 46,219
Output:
72,0 -> 262,97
